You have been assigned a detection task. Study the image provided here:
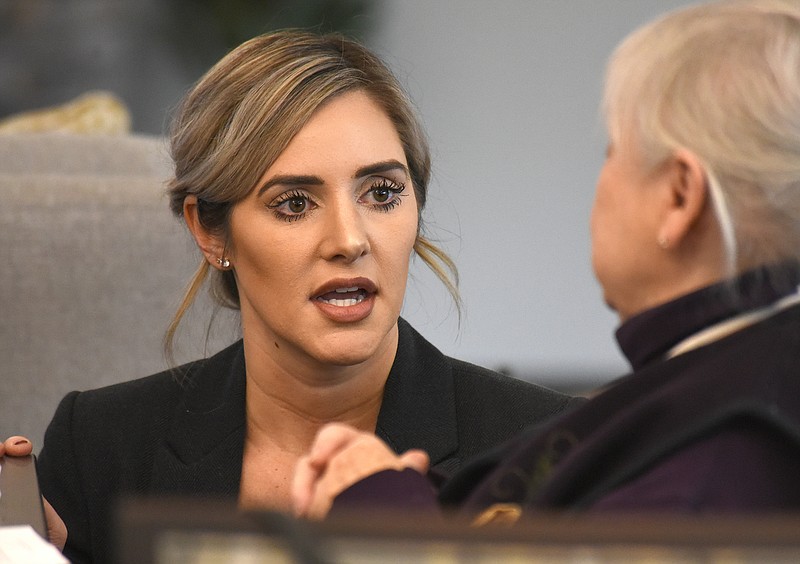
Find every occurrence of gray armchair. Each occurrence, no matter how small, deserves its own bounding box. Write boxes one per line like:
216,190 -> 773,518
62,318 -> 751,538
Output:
0,133 -> 236,450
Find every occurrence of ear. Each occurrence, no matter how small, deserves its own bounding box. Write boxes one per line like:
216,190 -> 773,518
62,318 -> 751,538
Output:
657,148 -> 709,249
183,195 -> 227,269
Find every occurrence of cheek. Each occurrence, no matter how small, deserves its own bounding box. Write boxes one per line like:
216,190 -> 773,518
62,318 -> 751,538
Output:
396,194 -> 419,260
590,166 -> 623,237
589,185 -> 608,250
589,183 -> 617,281
392,222 -> 418,276
381,211 -> 418,285
229,223 -> 301,291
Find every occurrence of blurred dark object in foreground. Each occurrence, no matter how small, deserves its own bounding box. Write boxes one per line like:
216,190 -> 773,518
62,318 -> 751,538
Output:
117,496 -> 800,564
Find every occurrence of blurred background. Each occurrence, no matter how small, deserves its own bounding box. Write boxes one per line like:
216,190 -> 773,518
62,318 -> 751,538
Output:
0,0 -> 376,133
1,0 -> 694,393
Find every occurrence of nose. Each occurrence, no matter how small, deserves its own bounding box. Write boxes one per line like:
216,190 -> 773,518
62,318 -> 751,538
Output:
319,198 -> 370,263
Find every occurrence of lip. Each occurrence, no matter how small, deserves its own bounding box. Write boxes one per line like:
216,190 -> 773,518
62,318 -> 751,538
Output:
312,277 -> 378,298
311,277 -> 377,323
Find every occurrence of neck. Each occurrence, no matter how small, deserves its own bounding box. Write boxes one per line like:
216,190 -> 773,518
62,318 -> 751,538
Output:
619,222 -> 728,322
623,266 -> 723,322
615,260 -> 800,371
241,332 -> 396,455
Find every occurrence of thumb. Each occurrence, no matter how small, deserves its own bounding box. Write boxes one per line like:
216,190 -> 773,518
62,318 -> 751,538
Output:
399,449 -> 430,474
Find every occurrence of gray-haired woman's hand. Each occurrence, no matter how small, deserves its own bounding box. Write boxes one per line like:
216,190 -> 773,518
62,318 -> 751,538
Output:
291,423 -> 430,520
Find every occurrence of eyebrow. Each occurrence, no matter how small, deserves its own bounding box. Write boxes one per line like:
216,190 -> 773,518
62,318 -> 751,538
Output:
257,174 -> 322,197
257,159 -> 409,197
354,159 -> 409,179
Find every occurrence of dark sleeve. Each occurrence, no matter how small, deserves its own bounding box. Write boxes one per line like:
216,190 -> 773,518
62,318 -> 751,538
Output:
331,468 -> 441,517
590,421 -> 800,512
37,391 -> 94,564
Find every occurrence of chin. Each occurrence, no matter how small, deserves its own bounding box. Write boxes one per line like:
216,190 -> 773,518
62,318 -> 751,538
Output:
600,292 -> 625,321
300,315 -> 399,367
315,347 -> 377,367
311,331 -> 387,367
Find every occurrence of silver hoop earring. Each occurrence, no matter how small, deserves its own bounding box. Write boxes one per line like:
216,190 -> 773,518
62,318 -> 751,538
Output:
216,257 -> 231,269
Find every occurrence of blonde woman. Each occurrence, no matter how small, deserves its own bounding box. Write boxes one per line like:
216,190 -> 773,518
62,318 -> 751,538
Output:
6,31 -> 577,562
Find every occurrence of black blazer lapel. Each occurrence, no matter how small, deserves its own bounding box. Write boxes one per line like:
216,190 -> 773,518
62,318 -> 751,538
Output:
150,340 -> 247,497
376,318 -> 459,471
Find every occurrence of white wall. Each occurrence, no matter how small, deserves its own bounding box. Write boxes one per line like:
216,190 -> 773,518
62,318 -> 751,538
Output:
371,1 -> 695,388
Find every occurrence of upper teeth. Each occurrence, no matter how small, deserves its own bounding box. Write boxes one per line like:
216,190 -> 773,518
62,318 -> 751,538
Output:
335,287 -> 359,293
323,296 -> 365,307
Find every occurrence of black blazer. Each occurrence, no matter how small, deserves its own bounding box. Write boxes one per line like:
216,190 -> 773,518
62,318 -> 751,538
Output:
37,318 -> 578,563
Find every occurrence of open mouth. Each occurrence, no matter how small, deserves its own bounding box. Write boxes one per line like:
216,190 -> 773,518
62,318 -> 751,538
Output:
315,286 -> 369,307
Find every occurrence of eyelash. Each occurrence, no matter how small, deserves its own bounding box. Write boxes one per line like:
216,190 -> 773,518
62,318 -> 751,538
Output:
268,190 -> 315,222
267,179 -> 407,222
362,178 -> 406,212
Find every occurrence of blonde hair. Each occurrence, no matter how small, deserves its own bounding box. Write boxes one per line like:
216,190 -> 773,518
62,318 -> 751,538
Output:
603,0 -> 800,276
165,30 -> 460,356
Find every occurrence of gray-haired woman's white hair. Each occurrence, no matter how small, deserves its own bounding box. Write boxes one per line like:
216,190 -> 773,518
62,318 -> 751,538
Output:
603,0 -> 800,276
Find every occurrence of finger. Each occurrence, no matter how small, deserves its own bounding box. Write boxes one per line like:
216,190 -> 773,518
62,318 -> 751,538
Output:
291,455 -> 319,518
399,449 -> 430,474
306,423 -> 363,467
306,489 -> 334,521
42,498 -> 67,551
303,435 -> 404,520
292,424 -> 369,519
2,436 -> 33,457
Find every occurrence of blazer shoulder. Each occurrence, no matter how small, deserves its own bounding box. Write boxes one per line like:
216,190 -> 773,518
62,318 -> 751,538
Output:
449,357 -> 573,412
446,357 -> 577,461
66,339 -> 245,420
69,360 -> 199,411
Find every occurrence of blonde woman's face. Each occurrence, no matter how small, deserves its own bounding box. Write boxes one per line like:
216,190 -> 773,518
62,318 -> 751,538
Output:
226,90 -> 418,368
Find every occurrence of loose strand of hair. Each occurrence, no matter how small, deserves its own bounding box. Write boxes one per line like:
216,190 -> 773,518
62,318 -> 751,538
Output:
163,260 -> 211,369
414,236 -> 462,326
